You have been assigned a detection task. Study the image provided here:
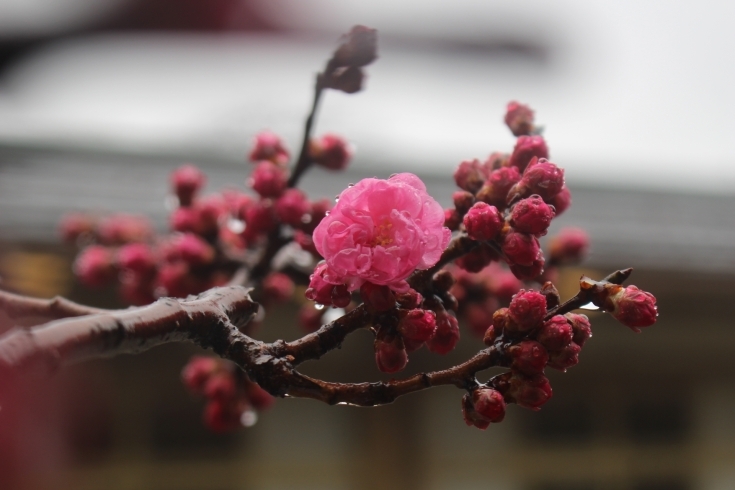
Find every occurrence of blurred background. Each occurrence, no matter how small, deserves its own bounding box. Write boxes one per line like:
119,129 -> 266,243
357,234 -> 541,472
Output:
1,1 -> 734,489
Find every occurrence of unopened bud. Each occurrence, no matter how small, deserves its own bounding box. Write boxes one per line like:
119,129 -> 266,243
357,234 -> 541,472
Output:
249,131 -> 290,165
310,134 -> 353,171
510,195 -> 555,236
506,373 -> 553,410
463,202 -> 503,241
171,164 -> 206,207
549,227 -> 590,264
502,231 -> 541,267
374,335 -> 408,373
250,161 -> 288,199
603,285 -> 658,331
508,340 -> 549,375
536,315 -> 573,351
508,289 -> 547,331
398,309 -> 437,343
566,313 -> 592,346
426,310 -> 460,355
547,342 -> 581,371
462,388 -> 506,429
454,159 -> 486,193
508,135 -> 548,173
504,101 -> 535,136
476,166 -> 522,209
360,282 -> 396,312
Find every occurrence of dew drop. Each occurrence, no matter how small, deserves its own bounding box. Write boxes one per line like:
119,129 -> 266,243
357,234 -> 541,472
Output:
301,214 -> 312,224
348,183 -> 355,187
579,302 -> 600,311
315,304 -> 325,310
240,410 -> 258,427
227,218 -> 246,234
325,211 -> 330,216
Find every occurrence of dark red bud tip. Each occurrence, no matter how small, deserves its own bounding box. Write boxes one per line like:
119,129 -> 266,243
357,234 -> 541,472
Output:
507,373 -> 553,410
565,313 -> 592,346
510,195 -> 555,236
509,340 -> 549,376
504,101 -> 535,137
203,399 -> 243,433
426,311 -> 460,355
508,135 -> 548,173
398,309 -> 437,343
181,356 -> 219,393
171,164 -> 206,207
249,131 -> 290,165
547,342 -> 581,372
463,202 -> 503,241
536,315 -> 573,351
374,337 -> 408,373
310,134 -> 353,171
462,388 -> 506,429
360,282 -> 396,313
250,161 -> 288,199
453,159 -> 486,193
606,285 -> 658,331
508,290 -> 547,331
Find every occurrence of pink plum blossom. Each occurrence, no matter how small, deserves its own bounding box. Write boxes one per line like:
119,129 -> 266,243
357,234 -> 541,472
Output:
312,173 -> 451,292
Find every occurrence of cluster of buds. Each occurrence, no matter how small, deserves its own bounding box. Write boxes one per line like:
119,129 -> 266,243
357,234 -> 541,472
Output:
181,356 -> 274,432
65,128 -> 356,306
447,103 -> 574,283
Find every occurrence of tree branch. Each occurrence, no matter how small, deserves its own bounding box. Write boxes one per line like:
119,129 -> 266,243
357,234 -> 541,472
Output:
0,289 -> 106,324
0,286 -> 259,373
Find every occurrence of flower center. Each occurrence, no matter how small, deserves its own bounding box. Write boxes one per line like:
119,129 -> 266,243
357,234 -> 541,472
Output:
371,220 -> 394,247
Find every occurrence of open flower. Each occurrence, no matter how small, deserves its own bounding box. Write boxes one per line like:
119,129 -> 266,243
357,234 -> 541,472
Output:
312,173 -> 451,292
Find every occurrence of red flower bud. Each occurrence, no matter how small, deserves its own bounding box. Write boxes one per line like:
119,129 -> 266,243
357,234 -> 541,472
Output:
510,195 -> 555,236
181,356 -> 219,393
275,189 -> 310,227
512,158 -> 565,201
488,270 -> 522,302
549,227 -> 590,264
476,166 -> 522,209
483,324 -> 498,346
508,289 -> 547,331
59,213 -> 96,244
396,289 -> 423,309
305,263 -> 351,308
117,243 -> 156,275
98,214 -> 152,245
504,101 -> 535,137
374,335 -> 408,373
547,342 -> 581,371
310,134 -> 353,171
245,380 -> 275,411
204,373 -> 237,401
170,233 -> 215,267
455,244 -> 500,272
508,253 -> 545,280
507,373 -> 553,410
323,65 -> 364,93
74,245 -> 116,287
463,202 -> 503,241
454,159 -> 485,193
509,340 -> 549,375
244,200 -> 277,238
492,307 -> 512,334
605,285 -> 658,331
444,208 -> 462,231
203,399 -> 242,433
263,272 -> 295,303
250,161 -> 288,199
452,191 -> 475,215
426,310 -> 460,355
502,231 -> 540,267
550,185 -> 572,215
171,164 -> 206,207
508,135 -> 548,173
249,130 -> 289,166
462,388 -> 506,429
360,282 -> 396,312
536,315 -> 573,351
566,313 -> 592,346
398,309 -> 437,343
298,304 -> 325,333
